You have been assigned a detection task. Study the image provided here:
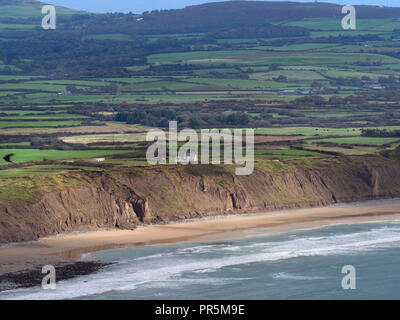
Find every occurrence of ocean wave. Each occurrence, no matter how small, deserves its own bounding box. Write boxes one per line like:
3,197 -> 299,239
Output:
271,272 -> 327,281
3,224 -> 400,300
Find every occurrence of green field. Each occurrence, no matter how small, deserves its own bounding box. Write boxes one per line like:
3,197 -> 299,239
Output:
255,148 -> 324,159
310,137 -> 400,146
1,6 -> 400,172
0,120 -> 83,128
254,43 -> 340,51
0,23 -> 35,29
0,4 -> 80,19
0,149 -> 131,165
148,50 -> 400,66
0,164 -> 101,178
256,127 -> 400,137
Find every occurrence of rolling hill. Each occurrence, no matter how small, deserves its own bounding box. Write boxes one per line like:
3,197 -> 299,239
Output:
0,0 -> 82,19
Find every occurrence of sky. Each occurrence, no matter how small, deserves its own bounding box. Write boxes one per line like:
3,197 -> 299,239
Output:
44,0 -> 400,14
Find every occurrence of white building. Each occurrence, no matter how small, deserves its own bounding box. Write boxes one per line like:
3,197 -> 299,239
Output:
175,154 -> 198,164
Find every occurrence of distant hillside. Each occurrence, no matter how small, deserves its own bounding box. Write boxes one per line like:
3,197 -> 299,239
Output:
137,1 -> 400,28
1,0 -> 400,75
85,1 -> 400,35
0,0 -> 82,19
0,0 -> 36,4
2,1 -> 400,25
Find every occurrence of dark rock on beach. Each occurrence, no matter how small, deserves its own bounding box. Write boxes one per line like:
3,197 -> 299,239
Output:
0,261 -> 112,292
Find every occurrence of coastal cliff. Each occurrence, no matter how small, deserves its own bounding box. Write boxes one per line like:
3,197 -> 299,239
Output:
1,155 -> 400,243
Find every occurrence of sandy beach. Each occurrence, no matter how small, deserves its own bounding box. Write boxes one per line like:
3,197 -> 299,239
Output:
1,200 -> 400,273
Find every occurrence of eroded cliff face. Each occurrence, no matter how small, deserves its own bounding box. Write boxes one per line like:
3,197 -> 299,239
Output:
1,156 -> 400,243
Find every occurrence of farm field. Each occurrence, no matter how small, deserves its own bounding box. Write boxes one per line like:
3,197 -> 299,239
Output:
1,2 -> 400,176
0,149 -> 131,165
0,120 -> 83,128
309,137 -> 400,146
0,164 -> 102,178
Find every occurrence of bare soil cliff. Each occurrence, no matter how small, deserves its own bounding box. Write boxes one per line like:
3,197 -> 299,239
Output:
1,155 -> 400,243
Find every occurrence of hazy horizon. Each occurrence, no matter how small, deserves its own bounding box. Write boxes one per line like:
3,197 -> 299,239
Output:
43,0 -> 399,14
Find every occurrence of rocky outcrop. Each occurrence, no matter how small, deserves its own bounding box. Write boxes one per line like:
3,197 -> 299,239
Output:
1,155 -> 400,243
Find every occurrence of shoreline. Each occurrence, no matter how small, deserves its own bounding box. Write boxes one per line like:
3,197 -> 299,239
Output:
1,199 -> 400,274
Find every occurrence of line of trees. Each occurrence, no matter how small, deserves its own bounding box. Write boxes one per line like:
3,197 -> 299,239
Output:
361,128 -> 400,137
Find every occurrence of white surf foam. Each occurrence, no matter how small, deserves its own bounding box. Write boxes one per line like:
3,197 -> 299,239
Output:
3,224 -> 400,300
271,272 -> 327,281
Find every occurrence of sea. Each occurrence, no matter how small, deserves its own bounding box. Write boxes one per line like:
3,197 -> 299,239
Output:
2,210 -> 400,300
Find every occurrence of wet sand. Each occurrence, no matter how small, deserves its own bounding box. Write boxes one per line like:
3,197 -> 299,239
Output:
1,200 -> 400,273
